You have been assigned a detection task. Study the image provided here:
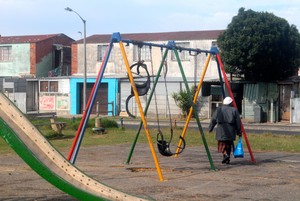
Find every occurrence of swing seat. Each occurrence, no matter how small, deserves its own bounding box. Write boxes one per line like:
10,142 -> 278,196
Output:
130,61 -> 150,91
156,130 -> 186,157
157,140 -> 173,157
125,61 -> 151,118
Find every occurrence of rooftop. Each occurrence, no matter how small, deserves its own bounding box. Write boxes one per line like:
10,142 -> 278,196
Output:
0,33 -> 69,44
81,30 -> 224,43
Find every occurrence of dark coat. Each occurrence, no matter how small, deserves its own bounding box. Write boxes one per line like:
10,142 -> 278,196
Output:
208,105 -> 242,141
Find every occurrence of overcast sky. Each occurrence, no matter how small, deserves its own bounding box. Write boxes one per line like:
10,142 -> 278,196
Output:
1,0 -> 300,40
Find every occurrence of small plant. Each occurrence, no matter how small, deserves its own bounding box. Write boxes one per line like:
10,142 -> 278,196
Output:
100,118 -> 118,128
68,117 -> 119,130
172,85 -> 197,117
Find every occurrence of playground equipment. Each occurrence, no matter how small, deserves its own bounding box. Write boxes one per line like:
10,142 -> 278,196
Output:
125,60 -> 151,118
0,93 -> 148,201
150,47 -> 186,157
67,32 -> 255,181
66,33 -> 214,181
0,33 -> 255,199
174,52 -> 256,164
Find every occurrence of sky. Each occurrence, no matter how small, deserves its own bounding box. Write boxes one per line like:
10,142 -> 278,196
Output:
1,0 -> 300,40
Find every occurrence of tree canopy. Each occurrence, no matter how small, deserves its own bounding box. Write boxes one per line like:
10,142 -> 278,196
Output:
217,8 -> 300,81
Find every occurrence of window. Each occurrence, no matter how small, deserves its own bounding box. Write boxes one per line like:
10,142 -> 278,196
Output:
211,41 -> 217,48
97,45 -> 113,62
40,81 -> 58,92
0,46 -> 12,62
133,45 -> 151,61
171,42 -> 190,61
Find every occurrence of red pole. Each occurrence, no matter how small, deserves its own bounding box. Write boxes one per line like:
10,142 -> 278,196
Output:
67,86 -> 94,160
67,46 -> 110,161
67,82 -> 99,160
216,54 -> 256,163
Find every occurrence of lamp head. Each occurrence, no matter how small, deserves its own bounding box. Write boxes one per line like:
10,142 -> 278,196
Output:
65,7 -> 73,12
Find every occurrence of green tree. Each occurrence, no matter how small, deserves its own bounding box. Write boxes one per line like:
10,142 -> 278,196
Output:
218,7 -> 300,81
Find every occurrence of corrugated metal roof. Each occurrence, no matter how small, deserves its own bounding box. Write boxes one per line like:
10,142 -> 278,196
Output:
244,83 -> 278,104
0,33 -> 66,44
82,30 -> 224,44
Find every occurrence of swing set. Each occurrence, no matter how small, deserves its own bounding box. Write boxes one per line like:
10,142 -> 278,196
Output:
67,32 -> 256,181
126,44 -> 186,157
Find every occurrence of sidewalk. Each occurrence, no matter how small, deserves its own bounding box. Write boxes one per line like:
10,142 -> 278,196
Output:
60,113 -> 300,133
120,117 -> 300,133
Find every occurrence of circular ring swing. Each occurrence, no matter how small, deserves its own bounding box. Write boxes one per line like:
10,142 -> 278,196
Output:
125,60 -> 150,118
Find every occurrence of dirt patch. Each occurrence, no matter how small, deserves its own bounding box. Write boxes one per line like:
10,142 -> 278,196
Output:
0,145 -> 300,201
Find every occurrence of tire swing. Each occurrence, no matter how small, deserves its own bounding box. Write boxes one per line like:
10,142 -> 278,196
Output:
150,48 -> 186,157
125,46 -> 151,118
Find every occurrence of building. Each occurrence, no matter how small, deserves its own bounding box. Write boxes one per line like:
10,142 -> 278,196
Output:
0,34 -> 74,113
0,34 -> 74,77
2,31 -> 299,123
71,30 -> 223,117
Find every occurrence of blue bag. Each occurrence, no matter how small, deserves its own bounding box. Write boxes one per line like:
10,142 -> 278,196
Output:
234,137 -> 244,158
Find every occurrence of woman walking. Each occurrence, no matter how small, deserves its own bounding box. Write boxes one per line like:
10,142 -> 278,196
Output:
208,97 -> 242,164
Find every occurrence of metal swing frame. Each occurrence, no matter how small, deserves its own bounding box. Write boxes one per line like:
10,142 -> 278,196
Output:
124,38 -> 217,177
149,46 -> 186,157
67,32 -> 255,182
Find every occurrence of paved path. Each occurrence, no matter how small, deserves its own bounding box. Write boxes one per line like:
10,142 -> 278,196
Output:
1,144 -> 300,201
120,118 -> 300,134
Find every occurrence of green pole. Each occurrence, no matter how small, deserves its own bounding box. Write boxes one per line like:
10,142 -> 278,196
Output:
172,46 -> 215,171
125,47 -> 170,164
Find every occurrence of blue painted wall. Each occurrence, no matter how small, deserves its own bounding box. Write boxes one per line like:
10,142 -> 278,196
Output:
70,77 -> 118,115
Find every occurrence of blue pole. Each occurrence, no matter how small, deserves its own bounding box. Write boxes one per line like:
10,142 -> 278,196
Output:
70,36 -> 115,163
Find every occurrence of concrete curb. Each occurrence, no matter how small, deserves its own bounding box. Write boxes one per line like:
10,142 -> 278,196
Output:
120,118 -> 300,132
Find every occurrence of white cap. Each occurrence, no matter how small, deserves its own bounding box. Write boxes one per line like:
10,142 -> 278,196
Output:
223,97 -> 233,105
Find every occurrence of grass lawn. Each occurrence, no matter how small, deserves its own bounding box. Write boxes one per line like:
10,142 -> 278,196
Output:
1,117 -> 300,154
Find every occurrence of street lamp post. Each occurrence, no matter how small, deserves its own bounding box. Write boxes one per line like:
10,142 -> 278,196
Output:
65,7 -> 87,113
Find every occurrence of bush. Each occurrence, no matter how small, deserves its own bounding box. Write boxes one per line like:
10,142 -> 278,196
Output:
68,117 -> 118,129
100,118 -> 118,128
172,85 -> 197,117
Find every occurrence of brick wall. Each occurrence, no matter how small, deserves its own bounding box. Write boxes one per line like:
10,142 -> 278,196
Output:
71,43 -> 78,75
30,44 -> 36,75
35,34 -> 73,64
31,34 -> 74,77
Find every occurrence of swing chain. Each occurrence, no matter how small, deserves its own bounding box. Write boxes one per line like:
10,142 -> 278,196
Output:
161,48 -> 172,127
149,46 -> 161,131
155,48 -> 186,157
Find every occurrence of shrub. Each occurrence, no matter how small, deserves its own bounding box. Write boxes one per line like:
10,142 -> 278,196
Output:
100,118 -> 118,128
172,85 -> 197,117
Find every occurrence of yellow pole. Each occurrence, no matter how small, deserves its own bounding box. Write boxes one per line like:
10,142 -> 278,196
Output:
119,41 -> 164,181
175,54 -> 211,156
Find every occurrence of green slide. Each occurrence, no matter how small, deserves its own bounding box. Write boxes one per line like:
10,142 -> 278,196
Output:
0,93 -> 148,201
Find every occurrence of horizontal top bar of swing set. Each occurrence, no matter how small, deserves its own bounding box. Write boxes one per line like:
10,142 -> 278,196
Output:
110,32 -> 219,55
